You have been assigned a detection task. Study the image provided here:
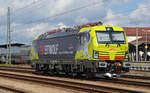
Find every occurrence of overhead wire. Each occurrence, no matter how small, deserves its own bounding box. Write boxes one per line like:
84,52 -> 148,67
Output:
91,5 -> 150,25
12,0 -> 48,19
11,1 -> 102,26
4,1 -> 150,44
0,0 -> 45,25
3,1 -> 150,32
0,0 -> 47,44
9,1 -> 102,43
12,0 -> 44,13
13,1 -> 150,29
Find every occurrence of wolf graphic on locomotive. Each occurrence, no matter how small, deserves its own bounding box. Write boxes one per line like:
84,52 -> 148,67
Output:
30,22 -> 130,78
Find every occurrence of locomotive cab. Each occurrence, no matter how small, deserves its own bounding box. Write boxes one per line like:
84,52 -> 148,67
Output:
76,26 -> 130,78
87,26 -> 130,77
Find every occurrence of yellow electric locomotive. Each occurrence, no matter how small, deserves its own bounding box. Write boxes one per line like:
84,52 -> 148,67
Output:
31,22 -> 130,78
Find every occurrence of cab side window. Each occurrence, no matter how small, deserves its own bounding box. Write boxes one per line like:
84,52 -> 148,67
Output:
85,32 -> 90,42
79,32 -> 90,45
80,35 -> 84,45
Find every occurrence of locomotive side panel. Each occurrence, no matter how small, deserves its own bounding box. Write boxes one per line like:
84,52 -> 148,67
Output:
33,35 -> 80,61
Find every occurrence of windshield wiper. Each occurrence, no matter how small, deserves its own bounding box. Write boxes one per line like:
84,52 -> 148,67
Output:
117,43 -> 121,47
105,43 -> 109,47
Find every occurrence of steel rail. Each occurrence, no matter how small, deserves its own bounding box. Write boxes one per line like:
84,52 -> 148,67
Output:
0,66 -> 32,70
0,85 -> 27,93
0,68 -> 33,73
122,75 -> 150,80
0,67 -> 150,88
0,72 -> 142,93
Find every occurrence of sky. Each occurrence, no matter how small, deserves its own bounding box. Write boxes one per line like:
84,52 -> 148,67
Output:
0,0 -> 149,44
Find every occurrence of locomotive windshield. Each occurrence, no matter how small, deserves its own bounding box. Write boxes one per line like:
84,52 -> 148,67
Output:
112,31 -> 126,44
96,31 -> 126,44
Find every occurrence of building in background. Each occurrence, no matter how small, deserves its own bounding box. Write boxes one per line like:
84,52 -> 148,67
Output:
123,27 -> 150,61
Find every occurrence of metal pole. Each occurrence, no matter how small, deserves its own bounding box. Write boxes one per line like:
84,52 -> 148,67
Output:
136,28 -> 138,62
6,7 -> 9,64
7,7 -> 11,64
145,31 -> 147,61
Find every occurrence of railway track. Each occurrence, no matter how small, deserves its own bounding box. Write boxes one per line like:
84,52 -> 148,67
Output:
0,85 -> 28,93
0,67 -> 150,82
0,67 -> 34,73
97,78 -> 150,88
1,66 -> 150,80
0,72 -> 142,93
0,67 -> 150,92
0,66 -> 32,70
121,75 -> 150,80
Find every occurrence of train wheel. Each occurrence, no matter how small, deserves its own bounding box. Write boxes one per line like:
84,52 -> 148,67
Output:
76,73 -> 82,79
43,70 -> 49,75
86,73 -> 94,79
35,64 -> 40,72
65,72 -> 69,76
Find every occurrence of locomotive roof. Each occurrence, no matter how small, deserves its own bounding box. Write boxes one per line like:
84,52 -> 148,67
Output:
37,25 -> 124,40
38,31 -> 75,40
47,32 -> 73,38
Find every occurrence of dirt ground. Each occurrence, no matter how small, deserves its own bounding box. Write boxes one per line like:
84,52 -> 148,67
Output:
0,76 -> 77,93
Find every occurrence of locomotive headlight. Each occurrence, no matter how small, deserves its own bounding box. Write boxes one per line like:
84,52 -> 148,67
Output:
99,62 -> 107,68
93,50 -> 99,59
125,52 -> 128,59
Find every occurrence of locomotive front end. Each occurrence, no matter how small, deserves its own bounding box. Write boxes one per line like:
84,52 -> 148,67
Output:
91,26 -> 130,77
